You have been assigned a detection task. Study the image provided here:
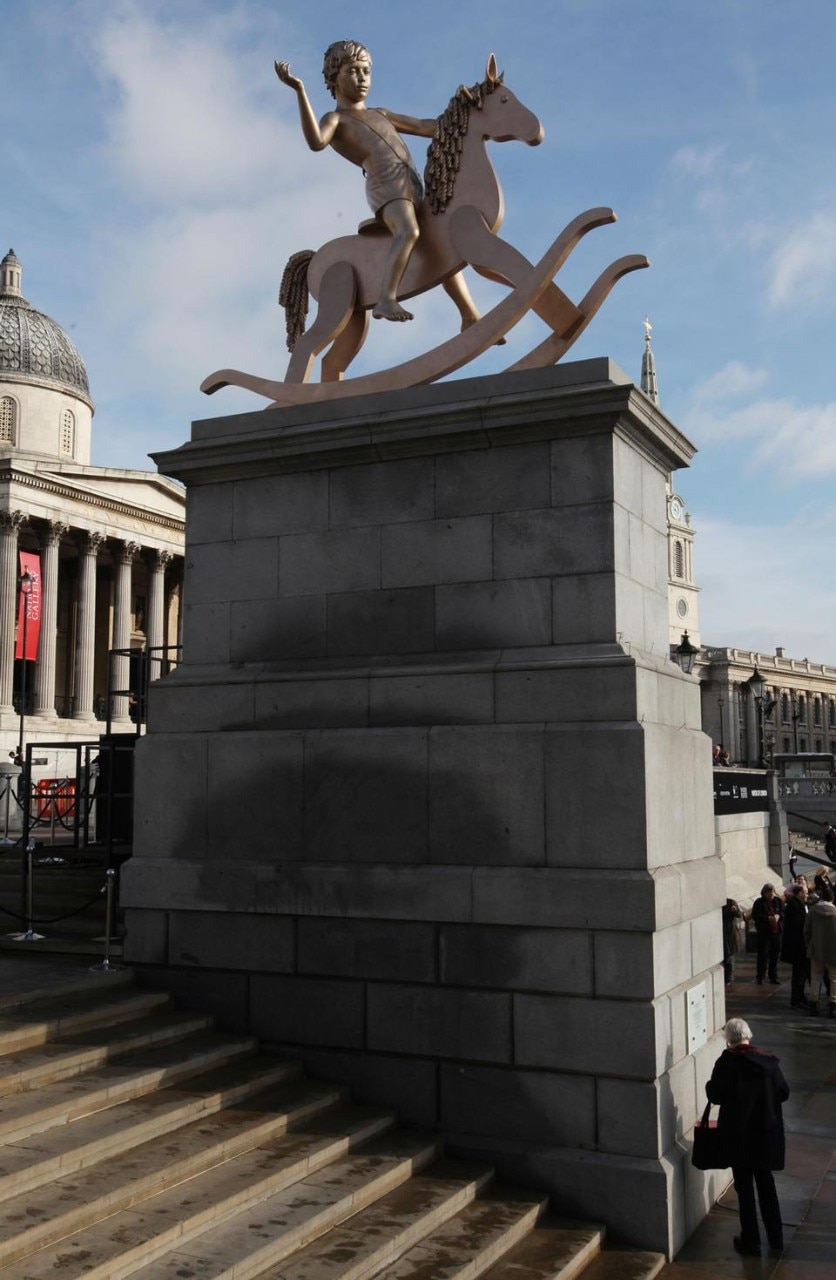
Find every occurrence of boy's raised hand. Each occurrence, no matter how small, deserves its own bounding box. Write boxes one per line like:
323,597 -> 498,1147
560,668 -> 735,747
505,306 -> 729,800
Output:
275,61 -> 303,91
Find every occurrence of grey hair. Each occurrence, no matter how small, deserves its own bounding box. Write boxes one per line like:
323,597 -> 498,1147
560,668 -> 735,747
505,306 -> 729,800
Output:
725,1018 -> 752,1045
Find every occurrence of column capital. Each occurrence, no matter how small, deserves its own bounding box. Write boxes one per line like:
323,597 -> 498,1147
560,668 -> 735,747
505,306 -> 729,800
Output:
152,549 -> 175,571
0,510 -> 27,535
119,540 -> 142,565
79,530 -> 107,555
42,520 -> 70,547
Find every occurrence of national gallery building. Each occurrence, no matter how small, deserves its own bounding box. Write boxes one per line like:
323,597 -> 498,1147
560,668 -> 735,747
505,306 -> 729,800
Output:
0,248 -> 184,757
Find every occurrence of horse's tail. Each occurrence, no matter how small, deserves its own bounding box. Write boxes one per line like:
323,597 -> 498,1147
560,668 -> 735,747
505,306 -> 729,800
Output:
279,249 -> 315,351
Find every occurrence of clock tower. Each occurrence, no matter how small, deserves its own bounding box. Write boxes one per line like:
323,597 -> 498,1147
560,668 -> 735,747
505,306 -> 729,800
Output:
667,486 -> 701,647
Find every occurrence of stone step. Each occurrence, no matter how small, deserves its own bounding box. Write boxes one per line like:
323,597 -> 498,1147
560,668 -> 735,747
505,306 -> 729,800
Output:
0,987 -> 171,1055
0,1029 -> 259,1144
0,1127 -> 437,1280
0,1096 -> 389,1269
0,1007 -> 217,1096
0,1052 -> 303,1202
0,966 -> 134,1014
574,1248 -> 666,1280
481,1222 -> 605,1280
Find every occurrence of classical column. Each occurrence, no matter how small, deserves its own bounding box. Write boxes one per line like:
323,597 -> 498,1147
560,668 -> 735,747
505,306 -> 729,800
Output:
0,511 -> 26,713
34,521 -> 69,717
145,550 -> 174,682
111,541 -> 140,722
73,531 -> 106,721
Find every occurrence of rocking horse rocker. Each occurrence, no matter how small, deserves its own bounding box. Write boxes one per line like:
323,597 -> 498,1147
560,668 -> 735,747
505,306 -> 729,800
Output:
201,53 -> 648,407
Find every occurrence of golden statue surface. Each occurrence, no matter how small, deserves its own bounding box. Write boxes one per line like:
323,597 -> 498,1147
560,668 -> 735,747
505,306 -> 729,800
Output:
202,42 -> 647,408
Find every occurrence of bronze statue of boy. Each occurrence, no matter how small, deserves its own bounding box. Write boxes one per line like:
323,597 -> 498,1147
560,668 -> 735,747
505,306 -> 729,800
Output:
276,39 -> 478,325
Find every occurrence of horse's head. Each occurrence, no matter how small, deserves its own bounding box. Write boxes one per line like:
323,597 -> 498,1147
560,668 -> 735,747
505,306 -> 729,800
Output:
469,54 -> 544,146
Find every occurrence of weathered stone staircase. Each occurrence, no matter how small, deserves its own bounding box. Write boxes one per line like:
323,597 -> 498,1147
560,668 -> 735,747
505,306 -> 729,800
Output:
0,972 -> 664,1280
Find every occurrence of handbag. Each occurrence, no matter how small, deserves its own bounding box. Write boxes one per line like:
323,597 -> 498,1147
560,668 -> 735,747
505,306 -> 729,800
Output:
691,1101 -> 730,1170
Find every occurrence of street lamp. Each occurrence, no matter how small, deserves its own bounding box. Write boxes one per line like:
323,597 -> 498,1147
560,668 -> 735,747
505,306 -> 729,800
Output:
17,569 -> 33,761
745,667 -> 776,768
672,631 -> 699,675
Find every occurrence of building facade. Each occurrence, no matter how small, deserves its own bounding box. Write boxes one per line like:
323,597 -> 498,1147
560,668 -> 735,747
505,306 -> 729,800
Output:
0,247 -> 184,756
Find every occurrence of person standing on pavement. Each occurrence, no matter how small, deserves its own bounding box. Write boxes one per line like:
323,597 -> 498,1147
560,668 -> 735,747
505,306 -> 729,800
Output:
804,884 -> 836,1017
751,883 -> 783,985
705,1017 -> 789,1257
781,882 -> 809,1009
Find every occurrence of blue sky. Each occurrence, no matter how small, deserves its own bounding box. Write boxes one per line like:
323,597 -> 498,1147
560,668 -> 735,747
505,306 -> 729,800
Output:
3,0 -> 836,661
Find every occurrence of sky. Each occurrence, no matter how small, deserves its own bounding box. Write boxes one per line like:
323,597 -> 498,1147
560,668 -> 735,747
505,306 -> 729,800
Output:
3,0 -> 835,663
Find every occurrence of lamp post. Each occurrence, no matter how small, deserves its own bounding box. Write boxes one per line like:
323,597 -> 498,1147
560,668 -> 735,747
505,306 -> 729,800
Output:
672,630 -> 699,675
791,694 -> 800,754
17,569 -> 32,761
745,666 -> 776,768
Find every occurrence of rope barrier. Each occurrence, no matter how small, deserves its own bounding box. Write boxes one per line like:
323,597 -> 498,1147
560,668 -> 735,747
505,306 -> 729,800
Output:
0,883 -> 106,926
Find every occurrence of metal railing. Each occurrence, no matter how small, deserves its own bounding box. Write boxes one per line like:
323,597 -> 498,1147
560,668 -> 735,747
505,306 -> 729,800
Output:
105,642 -> 181,735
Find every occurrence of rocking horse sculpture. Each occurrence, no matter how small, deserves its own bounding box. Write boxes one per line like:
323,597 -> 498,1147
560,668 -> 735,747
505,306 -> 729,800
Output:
201,47 -> 648,408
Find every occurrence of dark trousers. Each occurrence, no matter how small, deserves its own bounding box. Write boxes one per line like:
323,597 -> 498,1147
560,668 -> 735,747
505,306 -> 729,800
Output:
790,957 -> 808,1005
756,930 -> 780,981
732,1166 -> 783,1248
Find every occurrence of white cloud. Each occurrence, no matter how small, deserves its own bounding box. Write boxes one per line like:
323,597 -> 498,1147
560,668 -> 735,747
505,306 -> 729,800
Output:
691,361 -> 769,405
766,212 -> 836,310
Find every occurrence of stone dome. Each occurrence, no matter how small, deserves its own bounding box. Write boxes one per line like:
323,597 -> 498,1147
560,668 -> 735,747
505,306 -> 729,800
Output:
0,249 -> 91,404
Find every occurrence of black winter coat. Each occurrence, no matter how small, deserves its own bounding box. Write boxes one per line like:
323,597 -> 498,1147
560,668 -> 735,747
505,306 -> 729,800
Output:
780,896 -> 808,964
705,1045 -> 789,1170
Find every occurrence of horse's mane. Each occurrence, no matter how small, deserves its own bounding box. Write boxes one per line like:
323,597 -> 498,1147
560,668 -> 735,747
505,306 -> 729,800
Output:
424,78 -> 495,215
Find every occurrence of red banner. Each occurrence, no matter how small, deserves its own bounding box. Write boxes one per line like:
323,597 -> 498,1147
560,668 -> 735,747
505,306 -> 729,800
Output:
15,551 -> 41,661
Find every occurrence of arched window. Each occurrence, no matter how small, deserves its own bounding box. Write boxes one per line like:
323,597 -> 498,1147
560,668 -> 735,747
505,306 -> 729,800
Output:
0,395 -> 17,445
673,540 -> 685,578
60,408 -> 75,456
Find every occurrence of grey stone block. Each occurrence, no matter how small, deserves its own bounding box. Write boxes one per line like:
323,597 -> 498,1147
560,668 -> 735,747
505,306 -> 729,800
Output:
233,472 -> 329,539
292,1048 -> 438,1127
435,578 -> 552,649
206,732 -> 304,860
381,515 -> 492,588
368,985 -> 512,1062
123,909 -> 168,966
369,672 -> 494,727
298,918 -> 436,982
250,975 -> 365,1048
495,664 -> 635,725
186,539 -> 279,604
168,910 -> 295,972
434,442 -> 551,517
544,724 -> 648,869
231,596 -> 327,663
494,506 -> 613,580
187,483 -> 234,545
181,603 -> 231,666
132,735 -> 209,860
327,587 -> 434,657
472,867 -> 656,930
440,1063 -> 596,1147
593,931 -> 654,1000
147,680 -> 255,733
552,574 -> 617,644
254,676 -> 369,729
255,863 -> 474,922
329,457 -> 434,528
596,1078 -> 663,1159
514,992 -> 657,1076
303,729 -> 429,862
550,434 -> 614,506
121,856 -> 258,913
136,967 -> 250,1035
428,726 -> 546,866
439,925 -> 594,995
279,527 -> 381,597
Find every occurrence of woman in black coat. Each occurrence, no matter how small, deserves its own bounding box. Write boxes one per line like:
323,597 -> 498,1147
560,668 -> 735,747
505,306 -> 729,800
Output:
705,1017 -> 790,1256
780,883 -> 809,1008
751,883 -> 783,984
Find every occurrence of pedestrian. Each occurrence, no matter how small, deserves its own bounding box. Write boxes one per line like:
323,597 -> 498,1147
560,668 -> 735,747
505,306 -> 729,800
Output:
722,898 -> 742,985
705,1017 -> 789,1257
813,863 -> 834,898
824,824 -> 836,862
780,883 -> 809,1008
751,884 -> 783,985
804,884 -> 836,1017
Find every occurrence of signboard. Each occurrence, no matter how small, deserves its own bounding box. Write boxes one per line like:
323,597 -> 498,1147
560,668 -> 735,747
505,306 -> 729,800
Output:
713,770 -> 770,815
15,551 -> 41,661
687,982 -> 708,1053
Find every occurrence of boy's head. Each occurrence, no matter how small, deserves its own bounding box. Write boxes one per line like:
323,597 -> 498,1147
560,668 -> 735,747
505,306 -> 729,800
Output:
323,40 -> 371,98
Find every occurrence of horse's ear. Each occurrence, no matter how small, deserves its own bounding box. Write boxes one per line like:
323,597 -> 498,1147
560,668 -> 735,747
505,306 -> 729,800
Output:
486,53 -> 498,85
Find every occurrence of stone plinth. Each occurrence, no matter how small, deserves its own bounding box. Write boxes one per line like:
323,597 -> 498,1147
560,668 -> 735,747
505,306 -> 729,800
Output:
122,361 -> 725,1257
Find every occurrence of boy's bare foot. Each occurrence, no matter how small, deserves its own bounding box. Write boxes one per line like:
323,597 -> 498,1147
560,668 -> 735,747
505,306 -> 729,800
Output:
373,299 -> 413,321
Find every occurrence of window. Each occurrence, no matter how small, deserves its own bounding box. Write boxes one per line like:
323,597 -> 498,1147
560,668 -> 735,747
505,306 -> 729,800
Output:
814,697 -> 822,726
797,695 -> 807,723
0,395 -> 16,445
830,700 -> 836,728
781,693 -> 790,723
60,408 -> 75,456
673,540 -> 685,578
815,738 -> 823,753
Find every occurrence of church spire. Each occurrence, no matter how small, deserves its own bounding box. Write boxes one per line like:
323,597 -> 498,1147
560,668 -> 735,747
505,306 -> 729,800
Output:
641,316 -> 659,405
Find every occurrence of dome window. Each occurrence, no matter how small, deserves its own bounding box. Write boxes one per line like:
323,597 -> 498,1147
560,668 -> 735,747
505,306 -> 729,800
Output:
0,394 -> 17,445
60,407 -> 75,456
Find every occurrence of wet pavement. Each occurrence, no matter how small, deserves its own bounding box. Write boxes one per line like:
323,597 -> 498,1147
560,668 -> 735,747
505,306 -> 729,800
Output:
667,951 -> 835,1279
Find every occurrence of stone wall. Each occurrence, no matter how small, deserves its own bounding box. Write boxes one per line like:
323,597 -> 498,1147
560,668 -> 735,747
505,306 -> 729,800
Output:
123,361 -> 726,1256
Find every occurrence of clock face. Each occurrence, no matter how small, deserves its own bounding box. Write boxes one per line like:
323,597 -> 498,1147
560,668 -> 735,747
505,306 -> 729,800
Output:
670,497 -> 683,520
